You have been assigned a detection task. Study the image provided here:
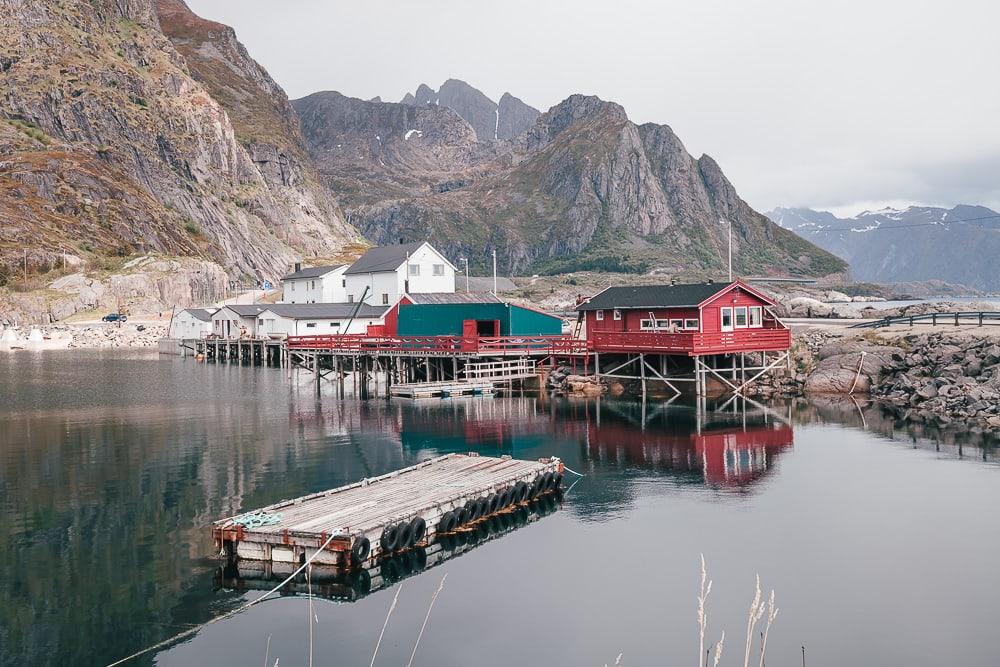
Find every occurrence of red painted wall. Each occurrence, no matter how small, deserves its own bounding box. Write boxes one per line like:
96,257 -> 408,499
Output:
583,284 -> 777,340
382,295 -> 412,336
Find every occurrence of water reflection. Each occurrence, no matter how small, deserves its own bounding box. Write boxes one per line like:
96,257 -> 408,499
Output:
1,353 -> 999,666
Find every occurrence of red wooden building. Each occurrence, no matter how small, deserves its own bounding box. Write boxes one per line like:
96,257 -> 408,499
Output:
576,280 -> 791,396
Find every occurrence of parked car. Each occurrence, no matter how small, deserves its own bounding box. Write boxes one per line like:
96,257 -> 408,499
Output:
102,313 -> 127,322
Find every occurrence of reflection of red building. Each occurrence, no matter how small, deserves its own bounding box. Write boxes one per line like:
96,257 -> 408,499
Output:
586,420 -> 793,489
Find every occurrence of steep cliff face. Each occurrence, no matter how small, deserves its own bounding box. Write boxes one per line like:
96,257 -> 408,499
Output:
399,80 -> 540,141
0,0 -> 360,285
296,91 -> 847,277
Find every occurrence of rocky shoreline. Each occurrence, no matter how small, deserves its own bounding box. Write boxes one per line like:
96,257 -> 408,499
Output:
750,327 -> 1000,432
0,322 -> 167,350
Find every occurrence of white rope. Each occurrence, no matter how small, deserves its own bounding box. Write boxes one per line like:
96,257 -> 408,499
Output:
106,532 -> 340,666
562,465 -> 586,477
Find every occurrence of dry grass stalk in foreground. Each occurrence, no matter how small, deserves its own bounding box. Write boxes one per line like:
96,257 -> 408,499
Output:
695,556 -> 777,667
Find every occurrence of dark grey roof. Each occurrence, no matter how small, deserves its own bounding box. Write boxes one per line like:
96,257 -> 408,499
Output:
281,264 -> 346,281
465,276 -> 517,292
576,283 -> 731,311
406,292 -> 503,305
262,303 -> 389,319
344,242 -> 426,274
183,308 -> 216,322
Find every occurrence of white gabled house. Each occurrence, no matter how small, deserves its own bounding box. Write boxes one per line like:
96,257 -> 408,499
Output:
343,241 -> 455,306
256,303 -> 390,337
168,308 -> 216,339
280,263 -> 348,304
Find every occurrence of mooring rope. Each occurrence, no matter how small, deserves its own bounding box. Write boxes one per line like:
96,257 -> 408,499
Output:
562,465 -> 586,477
105,532 -> 339,666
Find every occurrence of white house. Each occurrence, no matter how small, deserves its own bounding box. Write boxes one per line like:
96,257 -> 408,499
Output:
344,241 -> 455,307
256,303 -> 389,337
212,305 -> 270,338
168,308 -> 215,339
280,263 -> 348,304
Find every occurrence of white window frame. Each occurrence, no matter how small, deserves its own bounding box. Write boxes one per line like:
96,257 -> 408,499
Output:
748,306 -> 763,328
640,319 -> 654,330
684,318 -> 699,330
348,294 -> 355,303
669,319 -> 683,330
432,263 -> 445,276
305,322 -> 317,328
382,293 -> 389,305
655,319 -> 669,329
613,309 -> 622,321
721,307 -> 734,332
735,306 -> 748,328
596,310 -> 604,321
408,263 -> 420,276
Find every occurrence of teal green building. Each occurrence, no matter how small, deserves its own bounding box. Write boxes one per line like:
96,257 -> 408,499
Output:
393,293 -> 563,337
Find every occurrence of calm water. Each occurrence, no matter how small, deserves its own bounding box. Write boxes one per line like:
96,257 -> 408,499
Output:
1,352 -> 999,667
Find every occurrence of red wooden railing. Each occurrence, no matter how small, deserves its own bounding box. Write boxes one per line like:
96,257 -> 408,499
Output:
285,328 -> 789,357
285,334 -> 589,356
590,327 -> 790,355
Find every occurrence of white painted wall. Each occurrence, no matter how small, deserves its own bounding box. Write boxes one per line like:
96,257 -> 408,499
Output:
257,311 -> 382,336
405,243 -> 455,295
344,243 -> 456,306
211,307 -> 260,338
168,312 -> 213,339
281,267 -> 348,304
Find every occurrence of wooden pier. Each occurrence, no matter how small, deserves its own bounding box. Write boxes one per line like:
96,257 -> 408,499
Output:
215,490 -> 562,602
212,453 -> 564,569
389,379 -> 494,399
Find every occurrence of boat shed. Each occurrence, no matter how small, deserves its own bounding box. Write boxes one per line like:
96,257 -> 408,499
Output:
168,308 -> 215,339
257,303 -> 390,337
385,293 -> 563,337
578,280 -> 782,338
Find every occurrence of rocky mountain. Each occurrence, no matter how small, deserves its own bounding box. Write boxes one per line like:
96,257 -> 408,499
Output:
769,205 -> 1000,290
0,0 -> 360,290
294,90 -> 846,277
398,80 -> 540,141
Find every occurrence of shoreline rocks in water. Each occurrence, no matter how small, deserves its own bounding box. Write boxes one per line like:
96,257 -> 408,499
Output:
751,327 -> 1000,431
0,323 -> 167,350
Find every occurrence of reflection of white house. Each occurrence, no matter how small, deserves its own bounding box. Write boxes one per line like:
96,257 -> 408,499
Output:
212,305 -> 269,338
168,308 -> 215,339
256,303 -> 389,337
343,241 -> 455,307
280,264 -> 348,304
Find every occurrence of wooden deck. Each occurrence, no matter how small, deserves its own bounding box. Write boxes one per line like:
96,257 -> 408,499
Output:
215,491 -> 562,602
389,380 -> 495,399
213,453 -> 564,568
590,328 -> 791,355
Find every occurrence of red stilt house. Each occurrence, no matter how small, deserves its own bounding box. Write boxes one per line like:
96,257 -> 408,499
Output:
577,280 -> 789,355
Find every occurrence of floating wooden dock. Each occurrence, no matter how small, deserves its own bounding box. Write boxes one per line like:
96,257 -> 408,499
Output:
389,379 -> 494,399
213,453 -> 564,568
216,491 -> 562,602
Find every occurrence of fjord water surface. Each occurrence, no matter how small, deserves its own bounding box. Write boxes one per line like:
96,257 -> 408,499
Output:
1,351 -> 998,666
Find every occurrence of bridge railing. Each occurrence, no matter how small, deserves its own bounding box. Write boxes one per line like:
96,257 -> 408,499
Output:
849,311 -> 1000,329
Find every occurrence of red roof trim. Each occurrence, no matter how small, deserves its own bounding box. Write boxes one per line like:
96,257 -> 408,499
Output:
696,280 -> 776,308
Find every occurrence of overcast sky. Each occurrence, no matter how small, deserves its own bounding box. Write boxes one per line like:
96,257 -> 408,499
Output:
186,0 -> 1000,215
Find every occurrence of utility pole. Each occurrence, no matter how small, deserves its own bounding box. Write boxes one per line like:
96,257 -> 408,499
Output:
23,248 -> 27,283
721,218 -> 733,282
491,249 -> 497,294
461,258 -> 469,292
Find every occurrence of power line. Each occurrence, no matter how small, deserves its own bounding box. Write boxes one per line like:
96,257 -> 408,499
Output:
783,212 -> 1000,234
